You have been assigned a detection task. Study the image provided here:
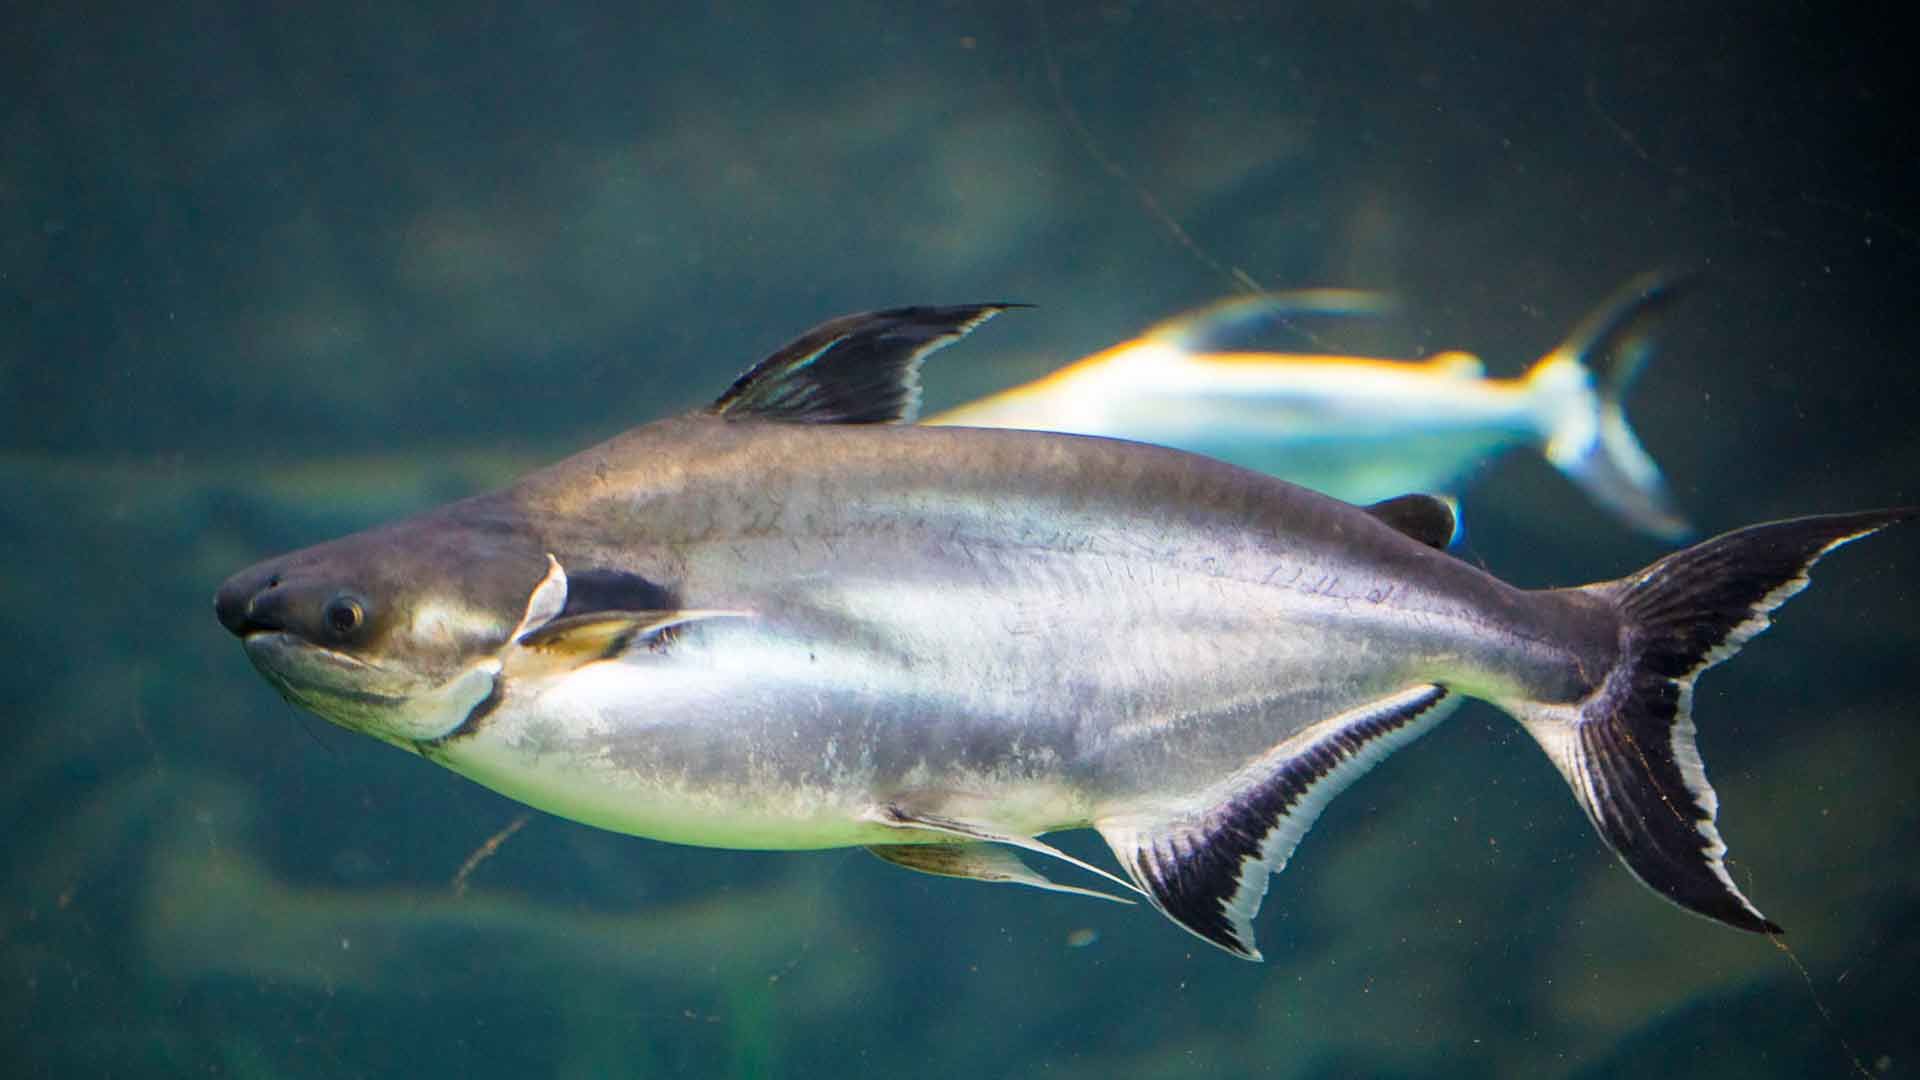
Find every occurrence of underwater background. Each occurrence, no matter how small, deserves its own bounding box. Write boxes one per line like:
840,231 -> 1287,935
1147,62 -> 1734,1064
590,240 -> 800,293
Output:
5,3 -> 1917,1076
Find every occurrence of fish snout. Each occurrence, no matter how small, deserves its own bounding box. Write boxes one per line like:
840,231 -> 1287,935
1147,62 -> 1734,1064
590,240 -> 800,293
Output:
214,565 -> 290,637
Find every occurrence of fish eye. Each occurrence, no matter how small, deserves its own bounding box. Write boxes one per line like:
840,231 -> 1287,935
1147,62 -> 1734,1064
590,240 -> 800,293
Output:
322,594 -> 367,639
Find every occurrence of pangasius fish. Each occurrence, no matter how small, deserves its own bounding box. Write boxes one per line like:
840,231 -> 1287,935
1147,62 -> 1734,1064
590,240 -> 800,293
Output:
215,303 -> 1903,960
929,273 -> 1692,540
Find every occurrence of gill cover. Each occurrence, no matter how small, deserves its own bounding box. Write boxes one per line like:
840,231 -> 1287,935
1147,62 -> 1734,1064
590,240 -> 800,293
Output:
500,555 -> 750,678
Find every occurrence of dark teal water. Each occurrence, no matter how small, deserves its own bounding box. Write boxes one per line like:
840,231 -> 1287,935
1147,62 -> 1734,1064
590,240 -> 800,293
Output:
6,4 -> 1917,1076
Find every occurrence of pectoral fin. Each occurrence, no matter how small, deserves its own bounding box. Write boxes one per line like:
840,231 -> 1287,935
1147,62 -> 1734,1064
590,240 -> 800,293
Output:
515,609 -> 750,657
510,555 -> 571,641
863,804 -> 1145,900
866,843 -> 1133,905
506,554 -> 748,665
510,556 -> 688,644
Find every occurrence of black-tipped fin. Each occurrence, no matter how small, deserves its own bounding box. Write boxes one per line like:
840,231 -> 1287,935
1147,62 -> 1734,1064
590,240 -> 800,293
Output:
1365,494 -> 1459,550
708,304 -> 1019,424
1099,685 -> 1457,960
866,842 -> 1133,905
1512,508 -> 1913,933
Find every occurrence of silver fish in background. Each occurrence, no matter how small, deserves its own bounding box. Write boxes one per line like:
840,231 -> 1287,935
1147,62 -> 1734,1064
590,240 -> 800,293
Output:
930,272 -> 1693,540
215,304 -> 1905,960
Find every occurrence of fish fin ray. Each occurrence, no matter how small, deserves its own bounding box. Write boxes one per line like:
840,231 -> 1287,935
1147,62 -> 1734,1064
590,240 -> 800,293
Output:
509,554 -> 570,641
865,842 -> 1133,904
1364,494 -> 1460,550
708,304 -> 1020,424
863,805 -> 1145,898
1098,685 -> 1456,961
1510,508 -> 1913,933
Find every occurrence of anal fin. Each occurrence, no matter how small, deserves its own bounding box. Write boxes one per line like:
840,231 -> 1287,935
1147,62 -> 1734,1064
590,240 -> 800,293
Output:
866,843 -> 1132,905
1099,684 -> 1457,960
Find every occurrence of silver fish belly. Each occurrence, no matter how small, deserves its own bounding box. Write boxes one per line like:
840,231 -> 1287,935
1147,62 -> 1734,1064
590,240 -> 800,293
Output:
430,418 -> 1580,849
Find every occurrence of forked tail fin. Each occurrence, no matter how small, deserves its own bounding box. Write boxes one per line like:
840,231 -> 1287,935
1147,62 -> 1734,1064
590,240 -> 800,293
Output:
1508,509 -> 1911,932
1525,271 -> 1697,540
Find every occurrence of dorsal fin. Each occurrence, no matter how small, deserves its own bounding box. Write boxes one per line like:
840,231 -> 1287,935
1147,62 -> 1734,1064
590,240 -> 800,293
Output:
1365,494 -> 1459,550
1423,350 -> 1485,378
708,304 -> 1020,424
1142,289 -> 1393,351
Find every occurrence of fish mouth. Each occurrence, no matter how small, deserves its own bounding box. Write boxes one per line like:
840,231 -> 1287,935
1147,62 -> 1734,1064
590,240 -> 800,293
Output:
241,632 -> 412,713
240,631 -> 499,748
243,630 -> 379,675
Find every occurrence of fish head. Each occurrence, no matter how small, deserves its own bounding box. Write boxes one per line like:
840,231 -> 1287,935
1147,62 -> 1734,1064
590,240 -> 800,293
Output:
214,503 -> 550,748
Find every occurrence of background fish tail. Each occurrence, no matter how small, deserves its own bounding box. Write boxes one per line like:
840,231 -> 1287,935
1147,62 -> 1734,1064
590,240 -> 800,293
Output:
1528,271 -> 1695,540
1504,509 -> 1911,932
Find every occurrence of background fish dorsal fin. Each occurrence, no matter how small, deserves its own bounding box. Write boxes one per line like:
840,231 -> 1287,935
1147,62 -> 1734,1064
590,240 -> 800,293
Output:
708,304 -> 1019,424
1097,684 -> 1457,960
1423,350 -> 1485,378
1142,289 -> 1394,351
1364,494 -> 1459,549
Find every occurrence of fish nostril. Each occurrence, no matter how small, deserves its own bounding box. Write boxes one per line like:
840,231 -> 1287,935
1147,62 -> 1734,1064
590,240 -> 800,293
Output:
216,571 -> 286,637
215,584 -> 249,635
